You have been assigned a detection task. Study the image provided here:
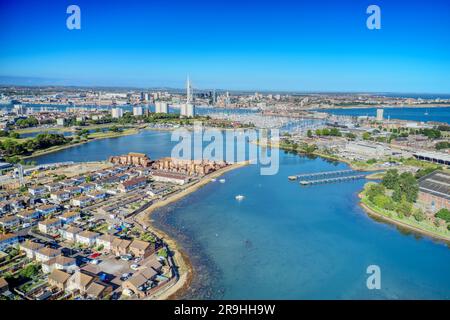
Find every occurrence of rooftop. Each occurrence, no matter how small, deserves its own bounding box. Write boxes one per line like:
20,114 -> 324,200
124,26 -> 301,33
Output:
419,170 -> 450,200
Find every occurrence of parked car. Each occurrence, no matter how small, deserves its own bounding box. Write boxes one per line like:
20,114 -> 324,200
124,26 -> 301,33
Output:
120,273 -> 132,281
120,254 -> 132,261
130,264 -> 139,271
90,259 -> 100,265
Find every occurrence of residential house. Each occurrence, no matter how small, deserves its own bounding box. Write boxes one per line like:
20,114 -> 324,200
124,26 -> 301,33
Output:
80,183 -> 96,193
59,211 -> 81,224
87,190 -> 108,201
38,218 -> 62,234
0,233 -> 19,251
111,238 -> 131,256
50,190 -> 71,202
44,182 -> 63,193
9,198 -> 26,212
117,177 -> 147,193
17,209 -> 40,224
70,176 -> 86,185
85,282 -> 112,299
48,269 -> 71,291
96,234 -> 116,251
28,185 -> 47,197
122,267 -> 157,298
60,226 -> 83,242
43,255 -> 78,274
76,231 -> 100,246
65,186 -> 83,195
71,196 -> 93,208
67,271 -> 94,294
129,239 -> 155,258
35,247 -> 61,262
141,254 -> 164,273
19,240 -> 45,259
36,204 -> 60,217
0,215 -> 20,229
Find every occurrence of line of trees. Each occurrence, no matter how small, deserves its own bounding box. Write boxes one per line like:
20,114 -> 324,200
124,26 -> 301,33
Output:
0,133 -> 70,160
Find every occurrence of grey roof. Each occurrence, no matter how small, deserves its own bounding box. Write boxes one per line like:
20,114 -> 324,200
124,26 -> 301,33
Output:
418,171 -> 450,200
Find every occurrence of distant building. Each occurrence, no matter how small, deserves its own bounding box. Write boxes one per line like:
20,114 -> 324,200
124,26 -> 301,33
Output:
109,152 -> 152,167
133,106 -> 143,116
140,92 -> 149,102
418,170 -> 450,212
111,107 -> 124,118
56,118 -> 66,126
376,109 -> 384,121
155,101 -> 168,114
180,103 -> 195,117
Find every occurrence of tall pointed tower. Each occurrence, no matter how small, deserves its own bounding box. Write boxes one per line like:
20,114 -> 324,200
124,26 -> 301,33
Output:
186,75 -> 192,104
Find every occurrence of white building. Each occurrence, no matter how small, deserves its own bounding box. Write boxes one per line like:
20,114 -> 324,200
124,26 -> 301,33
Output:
76,231 -> 100,246
180,103 -> 195,117
376,109 -> 384,121
155,102 -> 168,114
111,107 -> 124,118
133,106 -> 143,116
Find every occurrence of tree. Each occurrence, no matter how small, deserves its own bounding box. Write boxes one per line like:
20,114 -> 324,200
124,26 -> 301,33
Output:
392,186 -> 402,202
329,128 -> 341,136
413,208 -> 425,222
307,130 -> 312,138
19,264 -> 40,279
435,141 -> 450,150
362,132 -> 371,140
382,169 -> 399,189
345,133 -> 356,140
398,172 -> 419,203
373,194 -> 394,210
396,199 -> 413,217
435,208 -> 450,223
366,183 -> 385,202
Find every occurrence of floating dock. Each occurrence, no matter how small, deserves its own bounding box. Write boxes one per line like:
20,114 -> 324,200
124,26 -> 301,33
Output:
294,169 -> 356,179
299,174 -> 367,185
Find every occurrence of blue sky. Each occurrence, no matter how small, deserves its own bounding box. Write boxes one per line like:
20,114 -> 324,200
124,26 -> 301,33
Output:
0,0 -> 449,93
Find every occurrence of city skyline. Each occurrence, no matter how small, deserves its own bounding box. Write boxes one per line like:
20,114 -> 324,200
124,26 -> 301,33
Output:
0,0 -> 450,93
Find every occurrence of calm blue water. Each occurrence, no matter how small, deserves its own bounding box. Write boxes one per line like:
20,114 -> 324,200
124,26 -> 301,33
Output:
319,107 -> 450,124
31,130 -> 450,299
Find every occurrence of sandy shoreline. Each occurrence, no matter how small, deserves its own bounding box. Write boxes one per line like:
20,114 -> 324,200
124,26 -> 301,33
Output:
135,161 -> 249,299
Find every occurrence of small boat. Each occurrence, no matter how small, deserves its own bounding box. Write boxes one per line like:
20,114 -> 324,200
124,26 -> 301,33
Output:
288,176 -> 297,181
211,178 -> 216,182
219,179 -> 226,183
235,195 -> 245,201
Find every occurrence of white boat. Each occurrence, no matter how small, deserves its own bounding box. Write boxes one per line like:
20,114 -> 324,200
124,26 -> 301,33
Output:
219,179 -> 226,183
235,195 -> 245,201
211,178 -> 216,182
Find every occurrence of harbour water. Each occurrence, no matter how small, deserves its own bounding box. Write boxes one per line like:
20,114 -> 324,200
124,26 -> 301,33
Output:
31,130 -> 450,299
319,106 -> 450,124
